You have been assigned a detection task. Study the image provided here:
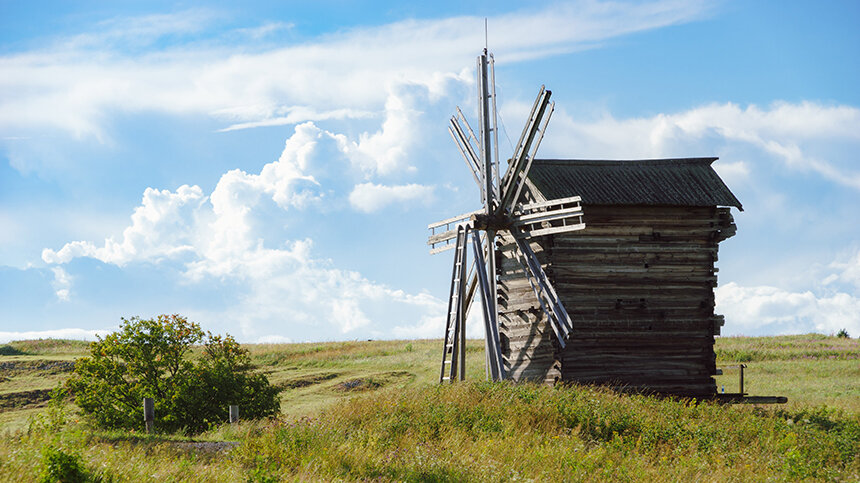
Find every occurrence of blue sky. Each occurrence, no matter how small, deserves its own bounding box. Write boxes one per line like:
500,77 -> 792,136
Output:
1,0 -> 859,343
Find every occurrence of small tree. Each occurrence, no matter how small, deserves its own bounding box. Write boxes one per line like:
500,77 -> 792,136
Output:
65,315 -> 280,433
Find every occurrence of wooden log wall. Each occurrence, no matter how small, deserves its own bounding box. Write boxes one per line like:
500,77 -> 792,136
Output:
497,205 -> 737,397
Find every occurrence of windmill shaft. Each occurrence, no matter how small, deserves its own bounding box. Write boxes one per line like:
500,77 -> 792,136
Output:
477,54 -> 495,214
434,50 -> 571,385
488,54 -> 501,200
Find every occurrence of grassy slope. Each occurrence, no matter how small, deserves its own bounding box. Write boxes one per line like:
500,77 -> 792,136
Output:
0,335 -> 857,481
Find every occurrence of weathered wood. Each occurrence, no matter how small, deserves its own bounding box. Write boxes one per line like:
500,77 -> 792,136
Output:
143,397 -> 154,434
716,395 -> 788,404
498,203 -> 732,397
229,405 -> 239,424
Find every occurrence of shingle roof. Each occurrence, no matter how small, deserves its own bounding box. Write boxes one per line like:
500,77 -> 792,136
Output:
527,158 -> 743,210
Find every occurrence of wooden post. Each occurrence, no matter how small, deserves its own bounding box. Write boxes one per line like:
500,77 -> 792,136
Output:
739,364 -> 746,395
229,405 -> 239,424
143,397 -> 154,434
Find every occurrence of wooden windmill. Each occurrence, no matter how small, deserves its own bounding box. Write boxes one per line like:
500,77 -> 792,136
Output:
427,50 -> 586,382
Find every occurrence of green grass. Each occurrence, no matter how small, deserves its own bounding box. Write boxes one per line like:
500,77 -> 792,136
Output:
0,339 -> 90,356
0,334 -> 857,481
714,334 -> 860,413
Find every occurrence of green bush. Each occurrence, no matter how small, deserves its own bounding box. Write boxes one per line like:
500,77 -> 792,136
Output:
64,315 -> 280,433
39,446 -> 87,483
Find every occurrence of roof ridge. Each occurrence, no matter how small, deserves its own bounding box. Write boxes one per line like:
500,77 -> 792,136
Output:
534,157 -> 718,166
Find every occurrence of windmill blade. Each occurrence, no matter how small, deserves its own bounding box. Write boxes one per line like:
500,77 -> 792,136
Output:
498,87 -> 553,214
504,100 -> 553,213
471,230 -> 506,381
456,107 -> 482,156
510,196 -> 586,238
449,117 -> 483,193
427,209 -> 483,254
511,234 -> 573,347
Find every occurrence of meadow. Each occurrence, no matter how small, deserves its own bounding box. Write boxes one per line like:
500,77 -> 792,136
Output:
0,334 -> 857,481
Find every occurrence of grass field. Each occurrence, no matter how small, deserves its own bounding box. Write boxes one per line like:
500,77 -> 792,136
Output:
0,334 -> 857,481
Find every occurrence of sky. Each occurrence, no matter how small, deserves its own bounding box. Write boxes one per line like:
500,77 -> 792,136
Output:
1,0 -> 859,343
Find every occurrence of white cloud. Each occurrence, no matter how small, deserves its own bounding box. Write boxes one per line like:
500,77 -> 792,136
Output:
825,247 -> 860,291
218,106 -> 375,132
184,237 -> 445,339
716,282 -> 860,336
0,1 -> 711,145
543,101 -> 860,189
64,9 -> 220,50
50,267 -> 72,301
255,334 -> 293,344
40,121 -> 445,339
232,21 -> 294,41
42,185 -> 206,266
349,182 -> 434,213
712,160 -> 750,186
0,328 -> 112,344
392,314 -> 446,339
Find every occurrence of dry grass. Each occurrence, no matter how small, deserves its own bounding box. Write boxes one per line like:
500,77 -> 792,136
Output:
0,334 -> 857,481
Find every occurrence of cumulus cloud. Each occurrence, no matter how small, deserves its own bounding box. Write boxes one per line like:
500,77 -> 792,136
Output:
717,246 -> 860,336
182,237 -> 446,339
716,282 -> 860,336
40,120 -> 444,337
42,185 -> 206,266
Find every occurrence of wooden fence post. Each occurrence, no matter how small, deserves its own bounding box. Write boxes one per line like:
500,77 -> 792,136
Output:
229,405 -> 239,424
143,397 -> 154,434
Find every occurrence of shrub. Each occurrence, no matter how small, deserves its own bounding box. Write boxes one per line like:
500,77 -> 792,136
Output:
64,315 -> 280,433
39,446 -> 87,483
836,328 -> 850,339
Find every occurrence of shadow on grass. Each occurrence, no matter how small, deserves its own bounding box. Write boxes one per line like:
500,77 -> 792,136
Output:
0,345 -> 27,356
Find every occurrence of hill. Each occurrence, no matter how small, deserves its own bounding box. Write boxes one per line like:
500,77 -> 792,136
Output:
0,335 -> 857,481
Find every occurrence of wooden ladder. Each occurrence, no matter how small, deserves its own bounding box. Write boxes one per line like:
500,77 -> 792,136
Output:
440,224 -> 469,383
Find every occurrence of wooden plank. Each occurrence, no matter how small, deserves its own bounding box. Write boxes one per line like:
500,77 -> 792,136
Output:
427,209 -> 482,230
494,202 -> 733,395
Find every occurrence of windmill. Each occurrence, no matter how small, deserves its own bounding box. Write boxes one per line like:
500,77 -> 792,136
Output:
427,50 -> 586,382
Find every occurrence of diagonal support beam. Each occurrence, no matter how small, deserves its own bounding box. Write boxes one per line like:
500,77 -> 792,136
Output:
472,231 -> 505,381
512,235 -> 573,346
